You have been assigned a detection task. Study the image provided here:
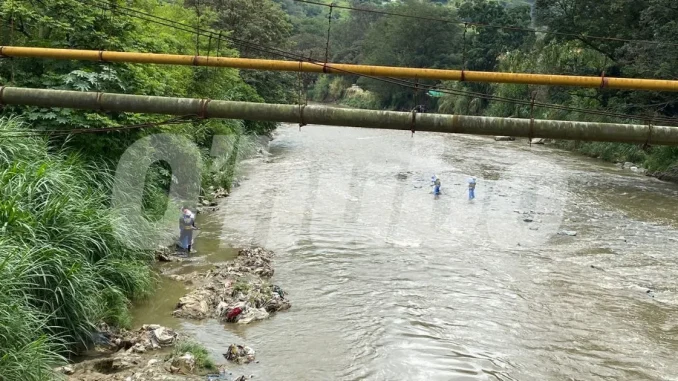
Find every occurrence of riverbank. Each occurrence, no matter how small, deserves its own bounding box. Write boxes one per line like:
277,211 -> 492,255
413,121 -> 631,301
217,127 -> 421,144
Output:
73,139 -> 291,380
0,115 -> 279,380
540,139 -> 678,183
58,174 -> 291,379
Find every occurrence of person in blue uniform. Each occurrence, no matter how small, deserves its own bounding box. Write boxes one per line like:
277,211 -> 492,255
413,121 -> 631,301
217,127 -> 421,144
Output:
433,177 -> 441,198
468,177 -> 476,200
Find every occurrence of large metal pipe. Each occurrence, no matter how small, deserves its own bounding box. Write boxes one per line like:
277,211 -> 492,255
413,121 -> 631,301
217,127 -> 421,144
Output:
2,46 -> 678,92
1,86 -> 674,145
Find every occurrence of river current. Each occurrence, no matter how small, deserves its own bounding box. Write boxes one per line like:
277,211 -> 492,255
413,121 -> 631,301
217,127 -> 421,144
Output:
135,124 -> 678,380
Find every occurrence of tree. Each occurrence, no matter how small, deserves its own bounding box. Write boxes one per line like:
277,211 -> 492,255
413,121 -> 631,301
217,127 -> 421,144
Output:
360,0 -> 462,109
534,0 -> 648,60
330,1 -> 384,64
185,0 -> 297,103
190,0 -> 293,50
458,0 -> 533,72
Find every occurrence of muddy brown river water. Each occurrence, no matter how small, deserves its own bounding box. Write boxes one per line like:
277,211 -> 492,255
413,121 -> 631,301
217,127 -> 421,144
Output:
133,124 -> 678,380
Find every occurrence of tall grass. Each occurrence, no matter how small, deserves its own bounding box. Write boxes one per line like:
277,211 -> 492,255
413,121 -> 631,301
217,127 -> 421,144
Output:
0,117 -> 163,379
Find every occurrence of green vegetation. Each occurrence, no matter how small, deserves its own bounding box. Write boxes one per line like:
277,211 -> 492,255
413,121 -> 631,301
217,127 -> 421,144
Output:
232,279 -> 252,295
0,117 -> 158,379
286,0 -> 678,175
2,0 -> 678,377
172,339 -> 217,372
0,0 -> 294,378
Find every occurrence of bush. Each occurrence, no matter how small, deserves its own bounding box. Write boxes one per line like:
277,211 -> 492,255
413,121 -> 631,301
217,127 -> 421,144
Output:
0,117 -> 164,377
340,90 -> 380,109
552,141 -> 648,165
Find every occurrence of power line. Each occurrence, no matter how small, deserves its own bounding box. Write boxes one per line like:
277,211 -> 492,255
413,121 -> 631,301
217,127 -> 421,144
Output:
292,0 -> 678,48
67,0 -> 678,125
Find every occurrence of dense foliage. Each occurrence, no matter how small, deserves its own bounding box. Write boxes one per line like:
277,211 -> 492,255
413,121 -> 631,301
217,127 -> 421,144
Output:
0,0 -> 291,378
0,117 -> 159,380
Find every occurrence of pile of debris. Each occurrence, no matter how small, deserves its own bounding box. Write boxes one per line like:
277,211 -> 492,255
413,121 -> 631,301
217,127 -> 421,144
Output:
172,247 -> 291,324
92,323 -> 178,354
59,351 -> 248,381
57,324 -> 231,381
223,344 -> 256,364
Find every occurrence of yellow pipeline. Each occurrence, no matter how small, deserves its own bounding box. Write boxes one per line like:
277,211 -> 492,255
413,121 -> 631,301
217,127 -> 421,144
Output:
2,46 -> 678,92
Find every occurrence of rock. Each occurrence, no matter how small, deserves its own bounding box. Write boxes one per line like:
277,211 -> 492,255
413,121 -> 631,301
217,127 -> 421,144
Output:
155,246 -> 174,262
156,253 -> 172,262
224,344 -> 256,364
557,230 -> 577,236
152,327 -> 177,346
647,289 -> 655,298
58,365 -> 75,375
172,353 -> 196,374
530,138 -> 546,144
169,274 -> 186,282
214,188 -> 229,198
523,218 -> 533,223
130,343 -> 146,353
623,162 -> 635,169
147,358 -> 160,367
494,136 -> 515,141
529,227 -> 539,231
202,199 -> 211,206
196,206 -> 219,214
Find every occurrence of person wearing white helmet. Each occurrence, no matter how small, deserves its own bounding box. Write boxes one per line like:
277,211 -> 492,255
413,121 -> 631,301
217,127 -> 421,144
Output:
179,206 -> 197,255
430,174 -> 441,198
467,176 -> 477,200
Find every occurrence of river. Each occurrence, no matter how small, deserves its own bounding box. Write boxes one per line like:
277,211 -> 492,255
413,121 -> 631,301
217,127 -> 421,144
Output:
134,124 -> 678,380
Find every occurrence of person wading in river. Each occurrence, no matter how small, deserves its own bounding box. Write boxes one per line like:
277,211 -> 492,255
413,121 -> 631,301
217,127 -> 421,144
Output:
433,177 -> 442,199
179,207 -> 197,255
468,177 -> 477,200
